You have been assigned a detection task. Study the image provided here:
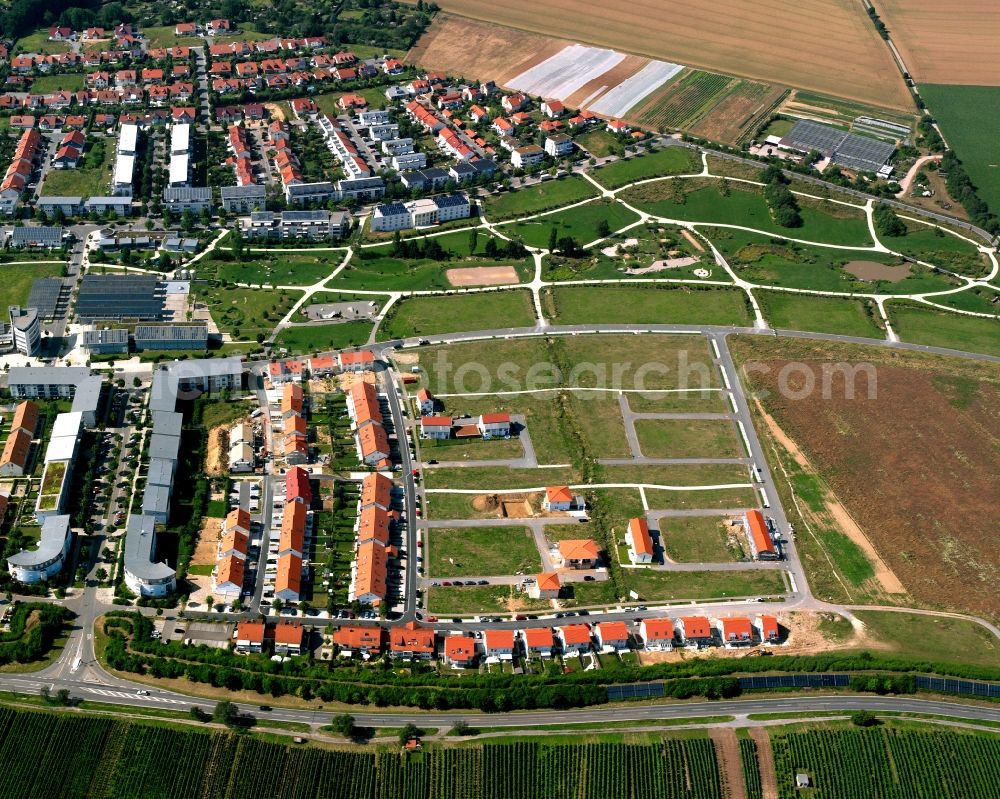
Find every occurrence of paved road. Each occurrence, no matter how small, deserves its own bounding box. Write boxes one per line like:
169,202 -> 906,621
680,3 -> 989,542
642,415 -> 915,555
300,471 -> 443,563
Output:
3,668 -> 999,729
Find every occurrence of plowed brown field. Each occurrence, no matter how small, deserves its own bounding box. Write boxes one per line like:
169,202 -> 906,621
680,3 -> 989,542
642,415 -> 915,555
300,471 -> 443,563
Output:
419,0 -> 911,110
733,336 -> 1000,621
876,0 -> 1000,85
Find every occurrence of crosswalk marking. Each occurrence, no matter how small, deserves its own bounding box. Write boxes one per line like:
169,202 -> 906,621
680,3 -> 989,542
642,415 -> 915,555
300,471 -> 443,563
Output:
82,687 -> 188,704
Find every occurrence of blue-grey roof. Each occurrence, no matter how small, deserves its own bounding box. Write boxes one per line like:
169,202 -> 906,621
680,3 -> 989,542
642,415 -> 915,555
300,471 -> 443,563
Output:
142,483 -> 171,516
151,410 -> 183,438
146,457 -> 175,488
221,184 -> 266,199
12,227 -> 64,246
124,514 -> 176,582
7,366 -> 91,387
376,202 -> 408,215
84,196 -> 133,208
134,324 -> 208,343
149,431 -> 180,462
70,376 -> 104,415
7,515 -> 70,568
434,193 -> 469,209
163,186 -> 212,202
282,210 -> 328,221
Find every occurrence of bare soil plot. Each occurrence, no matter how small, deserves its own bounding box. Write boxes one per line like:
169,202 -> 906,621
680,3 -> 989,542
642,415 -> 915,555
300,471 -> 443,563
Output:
191,517 -> 223,568
689,81 -> 789,145
749,728 -> 778,799
710,728 -> 746,799
406,14 -> 568,84
875,0 -> 1000,85
446,266 -> 520,286
843,260 -> 913,282
423,0 -> 911,109
734,336 -> 1000,620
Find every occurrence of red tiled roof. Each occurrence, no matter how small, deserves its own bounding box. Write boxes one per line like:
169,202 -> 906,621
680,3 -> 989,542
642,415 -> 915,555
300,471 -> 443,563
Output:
641,618 -> 675,641
680,616 -> 712,638
559,624 -> 591,645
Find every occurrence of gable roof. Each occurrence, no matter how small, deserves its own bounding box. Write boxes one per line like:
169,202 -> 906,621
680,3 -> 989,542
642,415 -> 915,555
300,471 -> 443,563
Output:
334,625 -> 383,650
360,472 -> 393,508
596,621 -> 629,641
679,616 -> 712,638
628,517 -> 654,557
524,627 -> 554,648
641,618 -> 675,640
275,552 -> 302,596
389,621 -> 435,654
484,629 -> 515,650
558,624 -> 592,645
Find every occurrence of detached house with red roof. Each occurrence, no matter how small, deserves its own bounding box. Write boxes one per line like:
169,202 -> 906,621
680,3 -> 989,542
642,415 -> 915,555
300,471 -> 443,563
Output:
543,486 -> 584,513
542,99 -> 565,117
443,634 -> 477,667
676,616 -> 714,647
502,93 -> 528,113
528,571 -> 561,600
756,614 -> 780,644
625,517 -> 654,564
390,621 -> 436,660
638,618 -> 675,651
522,627 -> 555,657
557,624 -> 592,655
478,413 -> 511,438
420,416 -> 452,440
717,617 -> 754,647
556,539 -> 601,570
484,629 -> 516,661
594,621 -> 631,651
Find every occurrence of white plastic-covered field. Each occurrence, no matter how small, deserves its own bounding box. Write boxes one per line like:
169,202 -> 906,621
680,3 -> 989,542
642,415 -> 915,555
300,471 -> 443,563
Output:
507,44 -> 625,98
507,43 -> 684,119
587,59 -> 683,117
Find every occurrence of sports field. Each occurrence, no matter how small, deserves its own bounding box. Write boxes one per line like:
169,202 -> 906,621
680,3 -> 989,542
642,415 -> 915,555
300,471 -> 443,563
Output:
918,84 -> 1000,213
875,0 -> 1000,84
418,1 -> 911,110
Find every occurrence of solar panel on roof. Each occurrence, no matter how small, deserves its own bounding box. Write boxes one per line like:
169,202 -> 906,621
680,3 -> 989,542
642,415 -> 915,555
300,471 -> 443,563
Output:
76,275 -> 166,322
26,278 -> 64,319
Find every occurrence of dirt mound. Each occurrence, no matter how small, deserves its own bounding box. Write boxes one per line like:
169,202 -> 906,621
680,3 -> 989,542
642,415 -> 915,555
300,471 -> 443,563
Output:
472,494 -> 500,512
205,425 -> 229,476
446,266 -> 520,286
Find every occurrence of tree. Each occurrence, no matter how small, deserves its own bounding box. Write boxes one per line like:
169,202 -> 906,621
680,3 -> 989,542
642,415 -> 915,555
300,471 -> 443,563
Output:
873,203 -> 906,237
190,705 -> 210,722
451,719 -> 475,736
547,226 -> 558,252
213,700 -> 240,727
95,567 -> 108,582
468,227 -> 478,254
596,219 -> 610,238
399,722 -> 420,746
330,713 -> 356,738
851,710 -> 879,727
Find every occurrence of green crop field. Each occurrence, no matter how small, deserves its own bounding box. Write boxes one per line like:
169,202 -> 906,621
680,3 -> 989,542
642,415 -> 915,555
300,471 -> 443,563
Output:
888,301 -> 1000,356
756,292 -> 883,338
771,726 -> 1000,798
377,290 -> 537,340
544,285 -> 752,326
483,177 -> 599,220
591,147 -> 701,189
426,525 -> 540,577
636,70 -> 734,131
919,84 -> 1000,213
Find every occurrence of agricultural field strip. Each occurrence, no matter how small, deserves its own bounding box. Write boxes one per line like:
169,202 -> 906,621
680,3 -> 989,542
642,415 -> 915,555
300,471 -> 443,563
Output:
587,60 -> 685,118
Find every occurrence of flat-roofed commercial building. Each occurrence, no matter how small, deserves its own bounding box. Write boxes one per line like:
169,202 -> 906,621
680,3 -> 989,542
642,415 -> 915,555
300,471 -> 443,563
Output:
133,324 -> 208,351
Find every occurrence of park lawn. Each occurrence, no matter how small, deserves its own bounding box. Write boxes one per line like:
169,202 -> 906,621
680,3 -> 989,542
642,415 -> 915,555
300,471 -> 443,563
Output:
643,487 -> 759,510
591,147 -> 701,189
205,253 -> 342,286
14,30 -> 70,54
198,285 -> 302,339
634,418 -> 742,458
377,289 -> 537,340
919,84 -> 1000,214
704,226 -> 900,293
426,584 -> 551,615
502,200 -> 640,249
28,74 -> 85,92
422,436 -> 524,462
483,176 -> 599,221
143,26 -> 204,47
625,390 -> 728,413
887,301 -> 1000,357
335,251 -> 456,291
424,465 -> 581,491
848,609 -> 1000,670
41,165 -> 110,198
544,285 -> 752,326
0,263 -> 64,309
427,526 -> 541,577
659,515 -> 741,562
887,219 -> 988,277
756,291 -> 883,338
623,181 -> 873,246
575,129 -> 621,158
272,321 -> 373,354
623,567 -> 785,601
929,286 -> 1000,315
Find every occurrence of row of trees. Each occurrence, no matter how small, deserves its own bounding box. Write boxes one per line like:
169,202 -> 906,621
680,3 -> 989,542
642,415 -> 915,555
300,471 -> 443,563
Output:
762,164 -> 803,228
